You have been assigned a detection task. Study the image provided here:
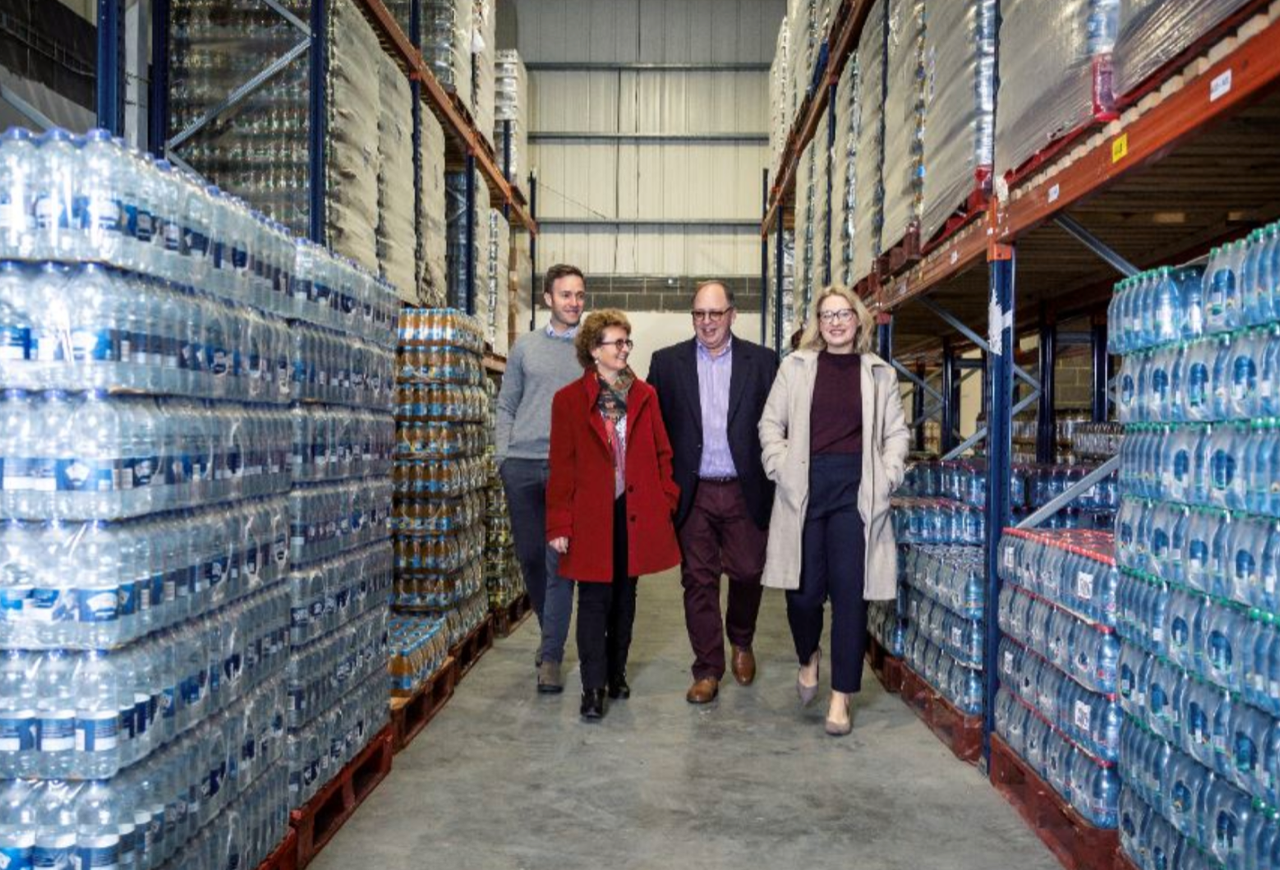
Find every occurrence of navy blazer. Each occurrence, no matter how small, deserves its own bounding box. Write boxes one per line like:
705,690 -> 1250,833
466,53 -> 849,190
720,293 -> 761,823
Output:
646,335 -> 779,530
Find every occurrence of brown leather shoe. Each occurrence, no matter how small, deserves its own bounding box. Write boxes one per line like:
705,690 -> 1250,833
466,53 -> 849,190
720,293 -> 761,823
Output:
730,645 -> 756,686
686,677 -> 720,704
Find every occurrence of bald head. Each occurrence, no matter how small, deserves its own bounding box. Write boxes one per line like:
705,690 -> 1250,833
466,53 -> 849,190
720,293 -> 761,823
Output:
690,280 -> 736,354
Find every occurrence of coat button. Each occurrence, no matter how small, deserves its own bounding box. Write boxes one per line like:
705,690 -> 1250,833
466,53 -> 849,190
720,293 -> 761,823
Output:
627,485 -> 634,494
629,515 -> 637,523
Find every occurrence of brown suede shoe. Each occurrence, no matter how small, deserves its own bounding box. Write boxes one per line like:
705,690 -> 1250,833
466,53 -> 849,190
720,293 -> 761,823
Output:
730,645 -> 756,686
686,677 -> 720,704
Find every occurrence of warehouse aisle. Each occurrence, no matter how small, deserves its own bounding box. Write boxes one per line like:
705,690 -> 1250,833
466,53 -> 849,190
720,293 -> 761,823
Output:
311,572 -> 1062,870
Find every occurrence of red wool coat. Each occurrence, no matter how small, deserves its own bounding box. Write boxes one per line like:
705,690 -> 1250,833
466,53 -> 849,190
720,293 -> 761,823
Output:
546,371 -> 682,582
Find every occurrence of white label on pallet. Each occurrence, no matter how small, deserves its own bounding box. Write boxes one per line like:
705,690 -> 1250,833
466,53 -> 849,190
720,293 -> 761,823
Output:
1074,699 -> 1091,732
1210,69 -> 1233,102
950,250 -> 959,265
1048,184 -> 1060,204
1077,571 -> 1094,600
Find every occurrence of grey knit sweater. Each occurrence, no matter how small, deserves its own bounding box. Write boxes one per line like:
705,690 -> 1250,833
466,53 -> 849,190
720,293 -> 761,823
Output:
494,329 -> 582,463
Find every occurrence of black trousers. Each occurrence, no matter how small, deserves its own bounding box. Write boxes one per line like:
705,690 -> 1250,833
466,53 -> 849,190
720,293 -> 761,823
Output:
575,496 -> 638,691
786,453 -> 867,694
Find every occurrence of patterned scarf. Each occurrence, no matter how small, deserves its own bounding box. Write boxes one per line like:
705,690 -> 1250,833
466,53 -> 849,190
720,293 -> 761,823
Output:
597,368 -> 634,498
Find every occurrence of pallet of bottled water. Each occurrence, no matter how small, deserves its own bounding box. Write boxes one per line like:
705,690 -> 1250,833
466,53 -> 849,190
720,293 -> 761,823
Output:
0,126 -> 400,868
897,544 -> 985,715
1110,226 -> 1280,870
994,529 -> 1121,829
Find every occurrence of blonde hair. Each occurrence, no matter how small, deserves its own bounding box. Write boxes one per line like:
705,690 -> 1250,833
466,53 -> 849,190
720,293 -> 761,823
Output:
798,285 -> 876,354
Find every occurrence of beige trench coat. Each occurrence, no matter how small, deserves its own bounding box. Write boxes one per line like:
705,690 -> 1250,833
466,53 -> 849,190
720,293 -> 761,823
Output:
758,350 -> 910,599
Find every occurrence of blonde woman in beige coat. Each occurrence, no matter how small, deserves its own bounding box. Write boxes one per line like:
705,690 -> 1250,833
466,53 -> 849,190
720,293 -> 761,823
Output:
758,286 -> 910,735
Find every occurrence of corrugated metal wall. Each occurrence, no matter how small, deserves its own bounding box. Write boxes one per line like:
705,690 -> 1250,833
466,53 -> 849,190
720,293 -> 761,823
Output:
504,0 -> 783,307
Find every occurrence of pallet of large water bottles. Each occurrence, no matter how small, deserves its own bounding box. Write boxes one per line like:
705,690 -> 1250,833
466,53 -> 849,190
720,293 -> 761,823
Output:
895,458 -> 1118,544
993,529 -> 1122,832
392,309 -> 491,649
0,127 -> 400,870
1110,223 -> 1280,870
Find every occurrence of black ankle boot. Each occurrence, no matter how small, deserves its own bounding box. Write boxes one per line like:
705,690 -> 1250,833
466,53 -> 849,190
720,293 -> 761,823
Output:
580,688 -> 606,721
607,674 -> 630,700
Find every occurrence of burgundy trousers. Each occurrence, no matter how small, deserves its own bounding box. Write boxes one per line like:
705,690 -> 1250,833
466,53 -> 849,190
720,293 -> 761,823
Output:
677,479 -> 767,681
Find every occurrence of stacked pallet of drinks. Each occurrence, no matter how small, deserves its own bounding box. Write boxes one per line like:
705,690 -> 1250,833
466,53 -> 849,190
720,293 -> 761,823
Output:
880,0 -> 926,256
0,129 -> 397,870
994,530 -> 1122,830
494,50 -> 528,184
482,377 -> 522,611
832,52 -> 858,286
769,18 -> 792,171
901,459 -> 1118,530
794,137 -> 815,332
852,0 -> 887,283
1110,225 -> 1280,870
392,310 -> 489,649
486,209 -> 511,356
169,0 -> 416,292
446,171 -> 486,316
471,0 -> 497,148
285,248 -> 397,812
387,614 -> 451,701
767,228 -> 797,352
994,0 -> 1118,182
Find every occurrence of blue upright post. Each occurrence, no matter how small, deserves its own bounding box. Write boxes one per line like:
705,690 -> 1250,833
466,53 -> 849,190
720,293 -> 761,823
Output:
529,172 -> 538,330
877,313 -> 892,361
941,342 -> 956,454
1092,315 -> 1110,422
1036,313 -> 1057,464
465,153 -> 477,315
762,169 -> 770,347
824,81 -> 836,286
308,0 -> 328,245
149,0 -> 171,154
983,242 -> 1016,765
96,0 -> 124,134
913,363 -> 926,452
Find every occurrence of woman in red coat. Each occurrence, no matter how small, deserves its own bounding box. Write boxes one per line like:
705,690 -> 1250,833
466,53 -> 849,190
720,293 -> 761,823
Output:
546,309 -> 681,721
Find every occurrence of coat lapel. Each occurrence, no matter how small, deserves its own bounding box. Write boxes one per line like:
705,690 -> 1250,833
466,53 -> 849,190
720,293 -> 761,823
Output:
726,337 -> 748,426
682,339 -> 703,437
582,373 -> 611,452
625,381 -> 648,446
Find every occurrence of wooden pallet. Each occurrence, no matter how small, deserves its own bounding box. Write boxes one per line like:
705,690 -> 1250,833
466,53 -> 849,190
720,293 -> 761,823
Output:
877,222 -> 923,279
448,613 -> 496,679
897,666 -> 983,764
256,828 -> 298,870
492,593 -> 533,638
864,634 -> 904,694
920,167 -> 993,255
291,726 -> 395,868
989,734 -> 1122,870
389,656 -> 459,753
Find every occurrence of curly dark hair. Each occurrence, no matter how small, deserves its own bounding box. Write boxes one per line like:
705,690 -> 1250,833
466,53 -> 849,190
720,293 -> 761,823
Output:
574,309 -> 631,369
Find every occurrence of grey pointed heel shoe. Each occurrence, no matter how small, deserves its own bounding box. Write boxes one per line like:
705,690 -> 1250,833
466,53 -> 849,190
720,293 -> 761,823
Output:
797,648 -> 820,707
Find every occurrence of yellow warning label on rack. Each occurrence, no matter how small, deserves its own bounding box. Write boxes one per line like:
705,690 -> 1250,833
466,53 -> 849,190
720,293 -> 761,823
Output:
1112,133 -> 1129,164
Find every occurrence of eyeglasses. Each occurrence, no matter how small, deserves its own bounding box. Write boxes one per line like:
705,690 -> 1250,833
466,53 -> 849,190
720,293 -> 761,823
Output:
691,308 -> 732,322
818,309 -> 855,324
598,338 -> 634,352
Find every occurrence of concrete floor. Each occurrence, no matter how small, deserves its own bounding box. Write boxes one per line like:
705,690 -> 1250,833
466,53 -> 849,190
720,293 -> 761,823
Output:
311,570 -> 1063,870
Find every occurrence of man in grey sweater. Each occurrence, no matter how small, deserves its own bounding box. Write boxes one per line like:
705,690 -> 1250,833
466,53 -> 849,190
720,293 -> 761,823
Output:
496,263 -> 586,692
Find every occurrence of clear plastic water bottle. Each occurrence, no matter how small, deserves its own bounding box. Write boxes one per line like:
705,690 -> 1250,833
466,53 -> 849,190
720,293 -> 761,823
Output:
0,648 -> 36,778
72,650 -> 120,780
35,649 -> 76,779
33,780 -> 78,870
32,129 -> 80,261
0,128 -> 38,258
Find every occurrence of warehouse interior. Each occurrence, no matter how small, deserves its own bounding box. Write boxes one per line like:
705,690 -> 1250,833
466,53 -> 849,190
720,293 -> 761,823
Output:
2,1 -> 1280,869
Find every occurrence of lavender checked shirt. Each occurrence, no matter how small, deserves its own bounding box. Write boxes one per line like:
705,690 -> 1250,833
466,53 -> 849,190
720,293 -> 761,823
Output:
696,336 -> 737,479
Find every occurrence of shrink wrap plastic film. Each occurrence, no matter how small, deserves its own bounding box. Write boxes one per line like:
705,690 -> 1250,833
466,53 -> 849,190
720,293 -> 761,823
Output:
168,0 -> 311,237
770,20 -> 792,171
833,56 -> 859,286
1113,0 -> 1255,99
325,0 -> 382,272
471,0 -> 496,148
881,0 -> 926,253
423,0 -> 474,107
487,209 -> 511,355
852,0 -> 887,283
418,111 -> 449,307
995,0 -> 1118,181
494,50 -> 529,184
813,111 -> 831,294
794,138 -> 813,332
787,0 -> 813,133
920,0 -> 996,244
472,194 -> 492,342
377,52 -> 417,301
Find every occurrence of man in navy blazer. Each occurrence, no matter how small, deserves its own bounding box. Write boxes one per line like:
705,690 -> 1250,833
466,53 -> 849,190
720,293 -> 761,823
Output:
647,281 -> 779,703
